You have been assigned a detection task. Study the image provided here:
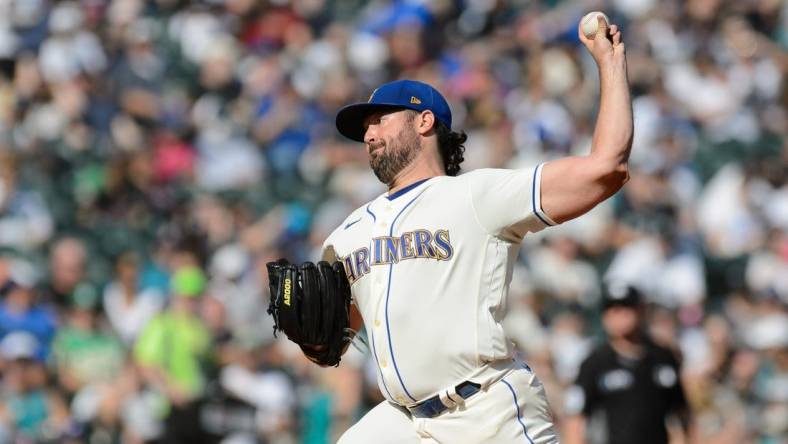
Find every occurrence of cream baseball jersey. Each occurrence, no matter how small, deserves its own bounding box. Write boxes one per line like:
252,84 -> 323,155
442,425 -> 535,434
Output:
322,164 -> 556,406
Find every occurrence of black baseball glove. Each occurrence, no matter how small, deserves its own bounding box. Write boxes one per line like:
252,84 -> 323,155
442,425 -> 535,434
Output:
266,259 -> 352,367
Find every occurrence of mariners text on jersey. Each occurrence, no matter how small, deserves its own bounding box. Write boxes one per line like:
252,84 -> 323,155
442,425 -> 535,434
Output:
341,229 -> 454,284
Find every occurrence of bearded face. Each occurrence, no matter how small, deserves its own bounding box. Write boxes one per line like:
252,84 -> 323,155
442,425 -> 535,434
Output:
368,116 -> 422,185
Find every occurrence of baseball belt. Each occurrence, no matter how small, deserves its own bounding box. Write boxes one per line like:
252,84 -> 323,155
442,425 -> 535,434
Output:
406,381 -> 482,418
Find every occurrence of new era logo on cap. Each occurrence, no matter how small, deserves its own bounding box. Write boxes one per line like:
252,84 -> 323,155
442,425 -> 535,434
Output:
335,80 -> 452,142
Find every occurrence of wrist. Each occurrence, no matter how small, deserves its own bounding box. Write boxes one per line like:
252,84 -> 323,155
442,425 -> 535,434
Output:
597,54 -> 625,72
597,57 -> 628,84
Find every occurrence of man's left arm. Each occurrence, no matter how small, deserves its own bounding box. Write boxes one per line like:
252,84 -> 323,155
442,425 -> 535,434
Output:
541,17 -> 633,224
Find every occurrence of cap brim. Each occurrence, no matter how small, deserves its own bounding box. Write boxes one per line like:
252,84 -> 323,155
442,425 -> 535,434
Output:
335,103 -> 408,142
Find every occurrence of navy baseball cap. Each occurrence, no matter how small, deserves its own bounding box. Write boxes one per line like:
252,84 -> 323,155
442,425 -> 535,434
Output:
336,80 -> 452,142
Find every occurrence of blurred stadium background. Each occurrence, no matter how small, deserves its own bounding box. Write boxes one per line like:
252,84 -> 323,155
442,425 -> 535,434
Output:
0,0 -> 785,443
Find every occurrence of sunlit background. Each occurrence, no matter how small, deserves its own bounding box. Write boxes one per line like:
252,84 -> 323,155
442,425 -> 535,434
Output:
0,0 -> 785,443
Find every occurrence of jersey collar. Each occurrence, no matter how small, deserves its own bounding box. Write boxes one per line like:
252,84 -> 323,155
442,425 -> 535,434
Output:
385,178 -> 430,201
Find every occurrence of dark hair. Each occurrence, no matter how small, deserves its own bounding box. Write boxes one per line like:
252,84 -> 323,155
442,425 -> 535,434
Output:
435,122 -> 467,176
404,110 -> 467,176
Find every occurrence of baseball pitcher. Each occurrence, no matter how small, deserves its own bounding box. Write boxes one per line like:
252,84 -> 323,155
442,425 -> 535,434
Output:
267,16 -> 631,443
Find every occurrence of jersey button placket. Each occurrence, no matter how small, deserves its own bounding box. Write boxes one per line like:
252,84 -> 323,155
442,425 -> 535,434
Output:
373,281 -> 393,386
371,202 -> 397,397
369,267 -> 390,381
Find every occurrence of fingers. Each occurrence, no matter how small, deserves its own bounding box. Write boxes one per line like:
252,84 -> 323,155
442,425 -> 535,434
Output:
300,262 -> 322,336
609,25 -> 622,45
595,15 -> 608,40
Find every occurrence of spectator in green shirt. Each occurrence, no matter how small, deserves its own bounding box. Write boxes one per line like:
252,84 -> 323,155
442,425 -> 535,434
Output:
134,266 -> 213,443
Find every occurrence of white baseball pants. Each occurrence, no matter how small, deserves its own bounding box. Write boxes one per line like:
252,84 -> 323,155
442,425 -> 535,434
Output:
337,360 -> 558,444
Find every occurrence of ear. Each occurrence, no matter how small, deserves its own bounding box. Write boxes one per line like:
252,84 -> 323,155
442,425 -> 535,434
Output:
415,110 -> 436,136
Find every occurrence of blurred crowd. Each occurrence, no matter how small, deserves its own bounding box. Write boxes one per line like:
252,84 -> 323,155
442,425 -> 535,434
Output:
0,0 -> 785,443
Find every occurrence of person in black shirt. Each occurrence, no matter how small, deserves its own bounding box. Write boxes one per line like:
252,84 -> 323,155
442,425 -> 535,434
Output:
563,285 -> 689,444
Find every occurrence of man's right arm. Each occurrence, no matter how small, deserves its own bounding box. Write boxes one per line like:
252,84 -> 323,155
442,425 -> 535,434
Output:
541,17 -> 632,224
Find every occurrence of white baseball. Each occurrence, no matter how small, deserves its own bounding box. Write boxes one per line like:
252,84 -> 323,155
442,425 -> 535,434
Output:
581,11 -> 609,39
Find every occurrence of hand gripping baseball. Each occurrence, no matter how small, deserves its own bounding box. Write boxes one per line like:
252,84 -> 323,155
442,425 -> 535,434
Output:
266,259 -> 352,367
578,13 -> 625,68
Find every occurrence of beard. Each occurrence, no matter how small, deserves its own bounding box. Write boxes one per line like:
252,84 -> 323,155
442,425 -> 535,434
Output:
368,124 -> 421,185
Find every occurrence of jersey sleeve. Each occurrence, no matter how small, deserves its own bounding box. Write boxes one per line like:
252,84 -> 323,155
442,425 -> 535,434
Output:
468,164 -> 557,241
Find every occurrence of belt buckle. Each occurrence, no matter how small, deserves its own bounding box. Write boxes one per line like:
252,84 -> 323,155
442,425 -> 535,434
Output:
456,381 -> 481,398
